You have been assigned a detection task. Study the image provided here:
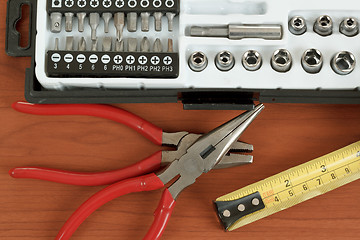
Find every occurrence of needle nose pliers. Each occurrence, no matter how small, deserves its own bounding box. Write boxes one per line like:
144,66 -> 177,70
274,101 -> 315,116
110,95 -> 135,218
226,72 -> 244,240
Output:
9,102 -> 264,240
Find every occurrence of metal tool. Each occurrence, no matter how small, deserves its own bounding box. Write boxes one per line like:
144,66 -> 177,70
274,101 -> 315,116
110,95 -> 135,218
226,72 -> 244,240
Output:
76,12 -> 86,32
65,36 -> 74,51
301,49 -> 323,74
340,17 -> 359,37
54,38 -> 59,51
102,37 -> 112,52
78,37 -> 87,51
50,12 -> 62,33
188,51 -> 208,72
140,37 -> 150,52
242,50 -> 262,71
89,13 -> 100,41
115,39 -> 124,52
331,51 -> 356,75
166,12 -> 176,32
153,38 -> 163,52
215,51 -> 235,71
167,39 -> 174,52
154,12 -> 163,31
128,38 -> 138,52
288,16 -> 307,35
127,12 -> 138,32
102,12 -> 112,33
141,12 -> 150,32
271,49 -> 292,73
190,24 -> 283,40
91,39 -> 98,51
10,102 -> 264,240
64,12 -> 74,32
114,12 -> 125,41
314,15 -> 333,36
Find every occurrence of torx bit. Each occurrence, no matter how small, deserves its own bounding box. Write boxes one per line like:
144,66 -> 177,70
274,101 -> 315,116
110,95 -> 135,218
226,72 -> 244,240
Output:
153,12 -> 163,31
128,38 -> 138,52
141,12 -> 150,32
91,39 -> 98,51
77,12 -> 86,32
50,12 -> 62,33
140,37 -> 150,52
114,12 -> 125,41
153,38 -> 163,52
65,12 -> 74,32
190,24 -> 283,40
65,36 -> 74,51
167,38 -> 173,52
54,38 -> 59,51
102,37 -> 112,51
115,39 -> 124,52
78,37 -> 87,51
166,12 -> 176,32
102,12 -> 112,33
127,12 -> 138,32
89,13 -> 100,41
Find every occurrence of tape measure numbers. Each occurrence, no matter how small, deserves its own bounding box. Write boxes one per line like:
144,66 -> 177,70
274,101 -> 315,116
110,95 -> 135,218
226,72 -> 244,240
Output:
215,141 -> 360,231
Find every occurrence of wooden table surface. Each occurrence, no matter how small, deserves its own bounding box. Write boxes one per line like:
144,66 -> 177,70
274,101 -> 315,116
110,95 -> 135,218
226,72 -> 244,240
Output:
1,4 -> 360,240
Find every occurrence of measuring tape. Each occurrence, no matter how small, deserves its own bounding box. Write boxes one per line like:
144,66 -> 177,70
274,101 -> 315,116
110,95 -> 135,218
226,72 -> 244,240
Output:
214,141 -> 360,231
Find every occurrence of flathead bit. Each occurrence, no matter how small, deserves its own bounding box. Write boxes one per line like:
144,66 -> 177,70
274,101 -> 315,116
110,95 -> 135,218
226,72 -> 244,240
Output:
153,38 -> 163,52
140,37 -> 150,52
127,12 -> 138,32
153,12 -> 163,32
114,12 -> 125,41
54,38 -> 59,51
115,40 -> 124,52
141,12 -> 150,32
50,12 -> 62,33
102,12 -> 112,33
91,39 -> 98,51
89,13 -> 100,41
65,36 -> 74,51
78,37 -> 87,51
166,12 -> 176,32
102,37 -> 112,52
167,39 -> 173,52
128,38 -> 138,52
65,12 -> 74,32
76,12 -> 86,32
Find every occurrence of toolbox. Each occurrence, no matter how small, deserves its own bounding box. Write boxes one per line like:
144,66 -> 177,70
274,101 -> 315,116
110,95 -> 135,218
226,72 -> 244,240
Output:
6,0 -> 360,109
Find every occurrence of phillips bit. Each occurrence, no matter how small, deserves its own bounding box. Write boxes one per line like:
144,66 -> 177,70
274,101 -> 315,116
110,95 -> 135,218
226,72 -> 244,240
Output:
167,39 -> 173,52
128,38 -> 138,52
78,37 -> 87,51
166,12 -> 176,32
54,38 -> 59,51
141,12 -> 150,32
76,12 -> 86,32
127,12 -> 138,32
140,37 -> 150,52
115,39 -> 124,52
91,39 -> 98,51
114,12 -> 125,41
65,12 -> 74,32
102,37 -> 112,52
153,38 -> 163,52
50,12 -> 62,33
102,12 -> 112,33
153,12 -> 163,31
89,13 -> 100,41
65,36 -> 74,51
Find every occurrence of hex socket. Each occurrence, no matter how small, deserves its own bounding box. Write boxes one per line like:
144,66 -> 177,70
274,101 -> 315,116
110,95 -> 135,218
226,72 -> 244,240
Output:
331,51 -> 356,75
188,52 -> 208,72
215,51 -> 235,71
314,15 -> 333,36
301,49 -> 323,74
271,49 -> 292,73
289,16 -> 307,35
242,50 -> 262,71
340,18 -> 359,37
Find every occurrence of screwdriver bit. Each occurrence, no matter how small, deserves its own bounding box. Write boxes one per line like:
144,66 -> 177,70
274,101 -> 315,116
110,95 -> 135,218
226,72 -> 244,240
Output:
141,12 -> 150,32
102,37 -> 112,52
190,24 -> 283,40
128,38 -> 138,52
91,39 -> 98,51
65,36 -> 74,51
114,12 -> 125,41
65,12 -> 74,32
76,12 -> 86,32
50,12 -> 62,33
102,12 -> 112,33
78,37 -> 87,51
127,12 -> 138,32
167,39 -> 173,52
54,38 -> 59,51
115,39 -> 124,52
140,37 -> 150,52
166,12 -> 176,32
89,13 -> 100,41
153,38 -> 163,52
153,12 -> 163,31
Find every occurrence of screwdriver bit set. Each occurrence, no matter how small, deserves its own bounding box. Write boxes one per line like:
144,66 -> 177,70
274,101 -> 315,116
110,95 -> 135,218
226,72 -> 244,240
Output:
5,0 -> 360,106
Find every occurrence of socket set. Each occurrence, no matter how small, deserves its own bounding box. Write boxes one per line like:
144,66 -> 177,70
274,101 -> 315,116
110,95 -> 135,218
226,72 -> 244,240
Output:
5,0 -> 360,106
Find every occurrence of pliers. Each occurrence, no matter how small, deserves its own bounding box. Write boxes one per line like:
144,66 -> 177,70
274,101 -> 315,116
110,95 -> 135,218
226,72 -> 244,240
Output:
9,102 -> 264,240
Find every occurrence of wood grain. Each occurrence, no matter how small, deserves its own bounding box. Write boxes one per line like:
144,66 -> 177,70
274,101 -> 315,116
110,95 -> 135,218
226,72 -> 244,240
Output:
1,4 -> 360,239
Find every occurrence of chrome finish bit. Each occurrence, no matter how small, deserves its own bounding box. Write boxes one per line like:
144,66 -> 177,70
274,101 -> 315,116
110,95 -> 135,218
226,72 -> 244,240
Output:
102,37 -> 112,51
114,12 -> 125,41
127,12 -> 138,32
153,38 -> 163,52
76,12 -> 86,32
78,37 -> 87,51
54,38 -> 59,51
65,36 -> 74,51
166,12 -> 176,32
89,13 -> 100,41
65,12 -> 74,32
115,39 -> 124,52
140,37 -> 150,52
128,38 -> 138,52
154,12 -> 163,31
91,39 -> 98,51
167,39 -> 173,52
102,12 -> 112,33
141,12 -> 150,32
50,12 -> 62,33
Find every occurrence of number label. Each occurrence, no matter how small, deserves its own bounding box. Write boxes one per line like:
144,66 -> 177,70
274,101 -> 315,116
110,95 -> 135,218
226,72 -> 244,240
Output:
285,179 -> 291,187
321,165 -> 327,173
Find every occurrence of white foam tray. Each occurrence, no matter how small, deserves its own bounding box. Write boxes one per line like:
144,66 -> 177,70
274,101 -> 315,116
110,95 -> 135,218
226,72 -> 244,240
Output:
36,0 -> 360,90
